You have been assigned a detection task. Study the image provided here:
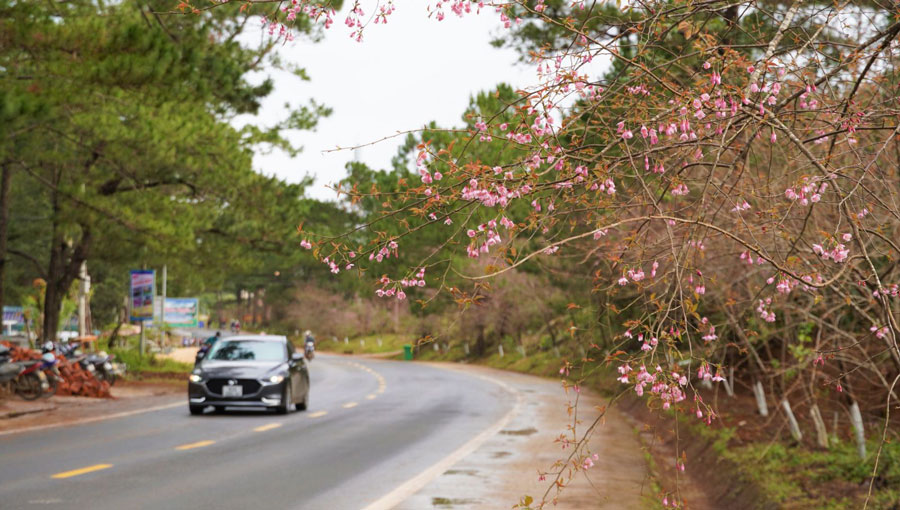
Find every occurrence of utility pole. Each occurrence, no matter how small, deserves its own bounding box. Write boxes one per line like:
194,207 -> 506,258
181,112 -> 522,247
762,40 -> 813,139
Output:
77,261 -> 90,338
160,265 -> 167,346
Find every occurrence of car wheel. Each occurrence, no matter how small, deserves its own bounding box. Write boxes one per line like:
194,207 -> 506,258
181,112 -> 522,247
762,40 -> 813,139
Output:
189,405 -> 205,415
277,385 -> 292,414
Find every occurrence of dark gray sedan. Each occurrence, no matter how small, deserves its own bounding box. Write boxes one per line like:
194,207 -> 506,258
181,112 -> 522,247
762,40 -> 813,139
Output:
188,335 -> 309,415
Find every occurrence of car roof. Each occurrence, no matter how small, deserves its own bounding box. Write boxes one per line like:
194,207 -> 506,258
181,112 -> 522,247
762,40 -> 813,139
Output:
221,335 -> 287,343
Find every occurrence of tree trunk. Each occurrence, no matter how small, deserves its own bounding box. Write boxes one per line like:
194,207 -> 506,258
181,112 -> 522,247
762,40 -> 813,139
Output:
106,317 -> 123,349
0,162 -> 11,315
475,326 -> 485,356
41,226 -> 91,344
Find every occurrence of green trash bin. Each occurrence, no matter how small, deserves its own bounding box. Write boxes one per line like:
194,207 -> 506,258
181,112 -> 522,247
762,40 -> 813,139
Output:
403,344 -> 413,360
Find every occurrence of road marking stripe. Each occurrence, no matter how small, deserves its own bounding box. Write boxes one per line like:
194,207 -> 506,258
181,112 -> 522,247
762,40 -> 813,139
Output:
308,411 -> 327,418
360,371 -> 522,510
342,402 -> 358,408
254,423 -> 283,432
366,394 -> 376,400
175,440 -> 215,451
51,464 -> 113,479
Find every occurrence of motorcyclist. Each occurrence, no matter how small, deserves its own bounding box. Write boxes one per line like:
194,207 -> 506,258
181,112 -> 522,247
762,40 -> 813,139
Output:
196,331 -> 221,364
204,331 -> 222,348
304,330 -> 315,359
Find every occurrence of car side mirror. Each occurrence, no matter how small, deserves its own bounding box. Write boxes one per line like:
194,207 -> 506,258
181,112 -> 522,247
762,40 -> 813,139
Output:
291,352 -> 304,363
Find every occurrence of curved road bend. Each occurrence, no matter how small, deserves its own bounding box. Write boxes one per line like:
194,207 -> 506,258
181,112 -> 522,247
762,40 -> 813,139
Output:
0,355 -> 514,509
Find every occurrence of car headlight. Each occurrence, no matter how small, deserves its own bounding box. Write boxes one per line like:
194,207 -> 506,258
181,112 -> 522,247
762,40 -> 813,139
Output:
268,375 -> 285,384
189,374 -> 203,383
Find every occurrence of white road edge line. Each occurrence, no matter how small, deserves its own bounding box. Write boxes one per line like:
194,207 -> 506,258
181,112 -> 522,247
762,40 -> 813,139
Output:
0,401 -> 184,437
360,371 -> 523,510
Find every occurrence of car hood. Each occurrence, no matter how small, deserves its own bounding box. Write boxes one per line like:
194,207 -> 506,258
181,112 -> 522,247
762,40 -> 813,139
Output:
199,361 -> 285,379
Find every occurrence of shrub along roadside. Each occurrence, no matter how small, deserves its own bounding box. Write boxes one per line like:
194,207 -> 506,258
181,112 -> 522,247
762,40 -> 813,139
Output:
689,421 -> 900,510
316,334 -> 415,355
110,348 -> 192,376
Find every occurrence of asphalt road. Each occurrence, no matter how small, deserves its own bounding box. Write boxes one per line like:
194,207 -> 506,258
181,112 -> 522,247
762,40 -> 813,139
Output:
0,355 -> 514,509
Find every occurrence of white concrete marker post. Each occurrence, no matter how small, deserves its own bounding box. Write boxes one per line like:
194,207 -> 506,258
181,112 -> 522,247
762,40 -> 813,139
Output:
849,401 -> 866,459
810,404 -> 829,448
753,381 -> 769,416
781,399 -> 802,442
725,367 -> 735,397
498,345 -> 504,357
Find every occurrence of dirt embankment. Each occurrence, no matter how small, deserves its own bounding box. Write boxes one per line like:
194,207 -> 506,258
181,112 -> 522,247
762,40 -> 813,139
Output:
617,397 -> 777,510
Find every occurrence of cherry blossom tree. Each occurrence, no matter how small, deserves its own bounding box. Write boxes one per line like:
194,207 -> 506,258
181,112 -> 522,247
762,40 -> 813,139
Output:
178,0 -> 900,506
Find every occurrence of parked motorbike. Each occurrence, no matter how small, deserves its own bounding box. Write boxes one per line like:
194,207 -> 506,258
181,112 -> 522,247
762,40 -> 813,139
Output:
58,342 -> 97,376
39,346 -> 63,398
0,346 -> 49,400
57,342 -> 123,384
87,352 -> 122,385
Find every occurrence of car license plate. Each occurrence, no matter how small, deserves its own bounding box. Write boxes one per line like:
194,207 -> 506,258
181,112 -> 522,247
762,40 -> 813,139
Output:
222,385 -> 243,397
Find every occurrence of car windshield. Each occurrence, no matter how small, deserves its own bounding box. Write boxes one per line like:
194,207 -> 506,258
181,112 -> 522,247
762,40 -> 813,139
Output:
207,340 -> 285,362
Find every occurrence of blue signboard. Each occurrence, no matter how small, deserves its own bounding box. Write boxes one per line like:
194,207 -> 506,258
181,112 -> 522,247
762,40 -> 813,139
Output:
130,270 -> 155,322
164,298 -> 199,327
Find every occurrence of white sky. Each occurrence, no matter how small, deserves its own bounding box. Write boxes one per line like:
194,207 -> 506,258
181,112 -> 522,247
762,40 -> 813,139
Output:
238,5 -> 538,201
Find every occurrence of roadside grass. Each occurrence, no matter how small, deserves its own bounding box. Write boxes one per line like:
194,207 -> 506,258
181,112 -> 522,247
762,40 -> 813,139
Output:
413,341 -> 617,394
317,333 -> 415,355
111,347 -> 193,375
686,415 -> 900,509
99,333 -> 192,376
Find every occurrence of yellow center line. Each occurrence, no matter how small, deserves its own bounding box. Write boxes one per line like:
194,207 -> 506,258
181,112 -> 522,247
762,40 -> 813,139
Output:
254,423 -> 283,432
309,411 -> 328,418
51,464 -> 113,479
175,440 -> 215,451
366,394 -> 376,400
342,402 -> 358,409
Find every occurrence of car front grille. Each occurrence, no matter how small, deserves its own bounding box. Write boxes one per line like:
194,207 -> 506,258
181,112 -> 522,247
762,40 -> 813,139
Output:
205,378 -> 263,395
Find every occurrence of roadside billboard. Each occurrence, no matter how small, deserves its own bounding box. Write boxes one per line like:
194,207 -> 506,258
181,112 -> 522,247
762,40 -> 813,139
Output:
129,270 -> 155,322
164,298 -> 199,327
2,306 -> 25,334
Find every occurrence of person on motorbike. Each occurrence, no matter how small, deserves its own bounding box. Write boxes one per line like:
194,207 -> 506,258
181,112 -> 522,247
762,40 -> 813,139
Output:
204,331 -> 222,348
196,331 -> 221,364
303,330 -> 315,360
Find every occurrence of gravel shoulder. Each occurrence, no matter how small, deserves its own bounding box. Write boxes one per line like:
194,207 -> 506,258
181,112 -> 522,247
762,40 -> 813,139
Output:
395,362 -> 651,510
